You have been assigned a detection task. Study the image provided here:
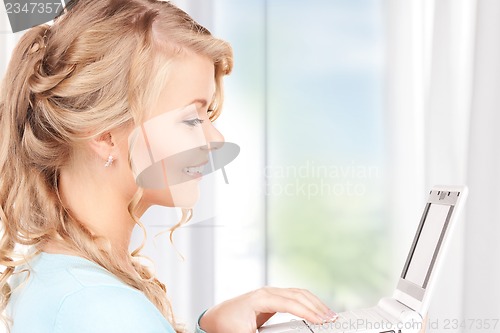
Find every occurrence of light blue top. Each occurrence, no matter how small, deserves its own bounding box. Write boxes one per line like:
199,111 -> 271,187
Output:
7,252 -> 207,333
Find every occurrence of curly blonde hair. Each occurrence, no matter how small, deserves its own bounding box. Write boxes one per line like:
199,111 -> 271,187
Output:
0,0 -> 233,331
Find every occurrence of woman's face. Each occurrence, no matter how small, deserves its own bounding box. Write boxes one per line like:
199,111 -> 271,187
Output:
127,52 -> 223,209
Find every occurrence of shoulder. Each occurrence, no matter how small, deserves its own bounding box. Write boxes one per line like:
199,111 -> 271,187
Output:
8,253 -> 175,333
54,285 -> 175,333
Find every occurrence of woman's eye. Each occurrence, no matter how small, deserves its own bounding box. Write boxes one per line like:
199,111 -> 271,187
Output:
183,118 -> 204,127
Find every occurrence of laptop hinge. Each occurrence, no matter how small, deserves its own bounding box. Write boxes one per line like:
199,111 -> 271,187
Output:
377,297 -> 420,321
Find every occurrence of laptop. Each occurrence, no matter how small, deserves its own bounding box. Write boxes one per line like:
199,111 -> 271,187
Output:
259,185 -> 468,333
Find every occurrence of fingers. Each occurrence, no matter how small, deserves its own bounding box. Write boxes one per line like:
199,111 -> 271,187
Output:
267,288 -> 331,320
291,288 -> 331,317
251,287 -> 337,325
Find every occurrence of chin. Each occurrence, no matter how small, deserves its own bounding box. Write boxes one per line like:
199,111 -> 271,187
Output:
142,180 -> 201,208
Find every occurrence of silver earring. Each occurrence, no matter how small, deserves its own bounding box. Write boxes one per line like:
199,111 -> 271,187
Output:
104,155 -> 114,167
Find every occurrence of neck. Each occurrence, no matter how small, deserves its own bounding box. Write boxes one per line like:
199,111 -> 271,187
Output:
53,164 -> 145,255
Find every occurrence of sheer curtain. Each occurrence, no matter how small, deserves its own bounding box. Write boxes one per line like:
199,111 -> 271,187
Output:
387,0 -> 500,331
464,0 -> 500,326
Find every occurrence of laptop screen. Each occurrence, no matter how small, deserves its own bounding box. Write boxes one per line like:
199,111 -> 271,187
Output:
402,203 -> 453,288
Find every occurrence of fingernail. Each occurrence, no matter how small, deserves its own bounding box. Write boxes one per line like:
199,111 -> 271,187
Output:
326,310 -> 338,322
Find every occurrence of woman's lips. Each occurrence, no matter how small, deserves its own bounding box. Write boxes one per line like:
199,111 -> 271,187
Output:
182,162 -> 207,179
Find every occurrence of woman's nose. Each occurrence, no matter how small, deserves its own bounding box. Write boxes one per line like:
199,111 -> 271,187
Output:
203,122 -> 224,150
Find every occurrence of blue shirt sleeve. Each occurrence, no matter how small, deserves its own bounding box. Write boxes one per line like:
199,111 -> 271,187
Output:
195,310 -> 208,333
53,285 -> 176,333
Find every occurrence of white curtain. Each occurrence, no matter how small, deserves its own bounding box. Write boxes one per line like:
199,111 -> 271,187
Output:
387,0 -> 500,331
464,0 -> 500,325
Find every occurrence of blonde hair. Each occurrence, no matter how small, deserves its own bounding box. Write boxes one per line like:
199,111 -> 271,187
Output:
0,0 -> 233,331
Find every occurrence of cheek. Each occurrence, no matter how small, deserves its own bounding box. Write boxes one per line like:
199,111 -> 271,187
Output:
146,123 -> 208,161
127,121 -> 207,208
148,127 -> 208,177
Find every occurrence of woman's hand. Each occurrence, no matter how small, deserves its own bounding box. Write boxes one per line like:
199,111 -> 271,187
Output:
198,286 -> 337,333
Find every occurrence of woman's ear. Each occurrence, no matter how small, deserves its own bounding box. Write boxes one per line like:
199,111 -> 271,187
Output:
87,132 -> 117,163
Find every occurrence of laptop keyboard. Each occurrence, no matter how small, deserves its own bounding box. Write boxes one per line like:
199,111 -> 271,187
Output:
305,307 -> 400,332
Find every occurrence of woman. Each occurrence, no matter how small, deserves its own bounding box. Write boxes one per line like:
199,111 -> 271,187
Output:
0,0 -> 337,332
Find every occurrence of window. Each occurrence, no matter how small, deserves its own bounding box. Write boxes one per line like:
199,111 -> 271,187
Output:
213,0 -> 391,311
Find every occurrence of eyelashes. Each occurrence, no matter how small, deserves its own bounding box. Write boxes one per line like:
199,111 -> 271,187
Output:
183,109 -> 214,127
183,118 -> 204,127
